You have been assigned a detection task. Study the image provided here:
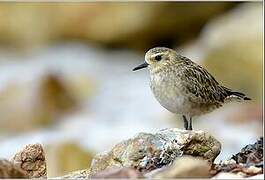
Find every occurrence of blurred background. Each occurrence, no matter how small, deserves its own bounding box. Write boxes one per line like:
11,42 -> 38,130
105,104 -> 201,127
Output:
0,2 -> 263,177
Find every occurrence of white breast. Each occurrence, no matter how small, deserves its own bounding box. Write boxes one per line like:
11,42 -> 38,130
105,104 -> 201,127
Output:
150,72 -> 189,115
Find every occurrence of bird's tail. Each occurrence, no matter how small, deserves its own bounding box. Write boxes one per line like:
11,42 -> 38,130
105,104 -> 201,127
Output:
222,86 -> 251,102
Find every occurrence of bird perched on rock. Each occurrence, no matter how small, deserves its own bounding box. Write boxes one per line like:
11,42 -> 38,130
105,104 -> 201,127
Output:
133,47 -> 250,130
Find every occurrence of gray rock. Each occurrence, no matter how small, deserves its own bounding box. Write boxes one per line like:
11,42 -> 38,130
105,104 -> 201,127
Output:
90,128 -> 221,175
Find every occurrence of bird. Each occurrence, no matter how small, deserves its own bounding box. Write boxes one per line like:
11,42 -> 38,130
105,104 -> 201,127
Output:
133,47 -> 250,130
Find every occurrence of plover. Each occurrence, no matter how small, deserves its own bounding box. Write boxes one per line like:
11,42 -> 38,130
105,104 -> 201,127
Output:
133,47 -> 250,130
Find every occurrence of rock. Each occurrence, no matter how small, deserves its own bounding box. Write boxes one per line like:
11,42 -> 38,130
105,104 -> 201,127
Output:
0,159 -> 28,178
0,72 -> 90,133
153,156 -> 211,178
37,73 -> 79,122
0,3 -> 235,50
45,142 -> 94,177
231,137 -> 263,167
61,167 -> 143,179
212,138 -> 263,178
1,144 -> 46,178
242,166 -> 262,175
0,82 -> 39,132
90,128 -> 221,175
61,169 -> 91,179
92,167 -> 143,178
11,143 -> 47,178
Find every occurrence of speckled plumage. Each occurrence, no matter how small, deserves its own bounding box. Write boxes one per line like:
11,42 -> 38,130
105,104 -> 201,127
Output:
133,47 -> 250,130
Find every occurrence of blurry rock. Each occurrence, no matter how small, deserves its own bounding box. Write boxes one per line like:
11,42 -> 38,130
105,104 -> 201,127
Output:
0,4 -> 53,49
37,73 -> 78,123
0,83 -> 36,132
92,167 -> 143,178
0,159 -> 28,178
45,142 -> 94,177
199,3 -> 263,102
11,143 -> 47,178
0,72 -> 91,133
64,74 -> 96,102
153,156 -> 211,178
0,3 -> 235,50
90,128 -> 221,175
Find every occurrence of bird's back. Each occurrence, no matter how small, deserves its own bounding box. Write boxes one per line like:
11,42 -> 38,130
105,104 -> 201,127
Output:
151,55 -> 250,116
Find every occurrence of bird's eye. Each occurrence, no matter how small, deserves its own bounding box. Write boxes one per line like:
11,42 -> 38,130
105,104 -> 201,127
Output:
155,55 -> 162,61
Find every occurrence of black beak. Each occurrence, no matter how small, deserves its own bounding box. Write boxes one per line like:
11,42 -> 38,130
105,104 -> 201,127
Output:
133,62 -> 149,71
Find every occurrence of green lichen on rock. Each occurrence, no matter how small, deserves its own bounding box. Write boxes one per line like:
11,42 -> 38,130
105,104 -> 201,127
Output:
182,131 -> 221,161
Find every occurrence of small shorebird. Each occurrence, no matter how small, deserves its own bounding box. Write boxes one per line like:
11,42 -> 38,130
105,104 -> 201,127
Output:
133,47 -> 250,130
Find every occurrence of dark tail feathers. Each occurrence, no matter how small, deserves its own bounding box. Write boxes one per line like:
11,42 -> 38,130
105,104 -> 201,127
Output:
222,86 -> 251,100
231,91 -> 251,100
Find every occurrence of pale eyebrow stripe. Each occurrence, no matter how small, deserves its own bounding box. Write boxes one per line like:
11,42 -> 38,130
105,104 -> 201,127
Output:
150,53 -> 163,58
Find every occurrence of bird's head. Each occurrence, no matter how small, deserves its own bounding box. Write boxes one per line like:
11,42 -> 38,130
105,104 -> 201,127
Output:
133,47 -> 177,72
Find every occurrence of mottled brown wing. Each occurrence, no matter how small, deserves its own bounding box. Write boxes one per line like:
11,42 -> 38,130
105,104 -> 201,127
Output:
178,57 -> 228,104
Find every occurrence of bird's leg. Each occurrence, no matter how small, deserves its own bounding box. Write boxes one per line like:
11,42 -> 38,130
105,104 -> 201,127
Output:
182,115 -> 189,130
188,117 -> 193,130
